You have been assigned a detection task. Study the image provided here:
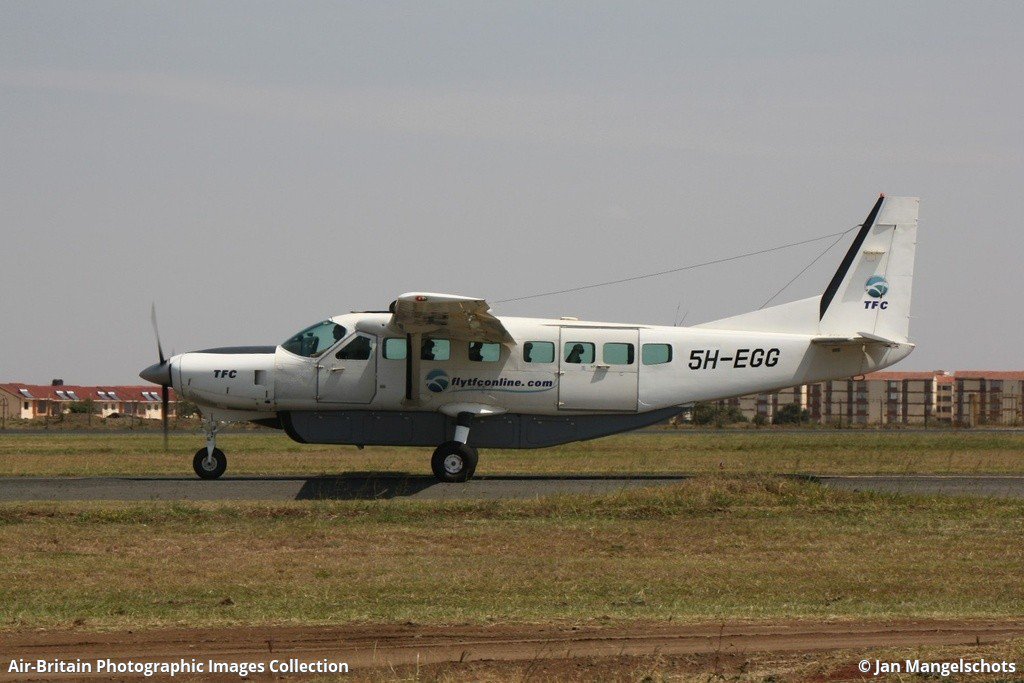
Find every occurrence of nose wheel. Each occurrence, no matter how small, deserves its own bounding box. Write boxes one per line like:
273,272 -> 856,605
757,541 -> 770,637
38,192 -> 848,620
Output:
193,447 -> 227,479
193,418 -> 226,479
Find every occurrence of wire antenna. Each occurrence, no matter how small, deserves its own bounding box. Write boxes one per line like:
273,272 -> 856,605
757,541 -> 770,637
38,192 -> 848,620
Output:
758,227 -> 856,309
494,227 -> 859,304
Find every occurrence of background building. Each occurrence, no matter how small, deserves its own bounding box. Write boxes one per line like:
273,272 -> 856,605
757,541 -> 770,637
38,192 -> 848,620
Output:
0,380 -> 177,423
954,371 -> 1024,427
4,372 -> 1024,428
708,370 -> 1024,426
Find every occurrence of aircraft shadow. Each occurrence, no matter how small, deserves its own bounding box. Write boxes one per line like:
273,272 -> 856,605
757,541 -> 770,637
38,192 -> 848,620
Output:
292,472 -> 691,500
294,472 -> 439,500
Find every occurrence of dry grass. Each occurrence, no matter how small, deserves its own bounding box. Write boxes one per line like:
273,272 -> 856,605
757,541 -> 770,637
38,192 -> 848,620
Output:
1,430 -> 1023,477
1,476 -> 1022,630
348,637 -> 1024,682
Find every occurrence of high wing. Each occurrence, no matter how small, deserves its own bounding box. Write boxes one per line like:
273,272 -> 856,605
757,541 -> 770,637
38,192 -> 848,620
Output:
389,292 -> 514,344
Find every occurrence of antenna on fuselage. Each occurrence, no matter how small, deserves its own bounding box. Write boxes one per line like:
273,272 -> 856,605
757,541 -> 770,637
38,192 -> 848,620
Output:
673,301 -> 689,327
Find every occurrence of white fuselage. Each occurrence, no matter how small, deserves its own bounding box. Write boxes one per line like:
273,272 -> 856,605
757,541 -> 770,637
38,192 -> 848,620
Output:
141,195 -> 919,461
169,312 -> 912,422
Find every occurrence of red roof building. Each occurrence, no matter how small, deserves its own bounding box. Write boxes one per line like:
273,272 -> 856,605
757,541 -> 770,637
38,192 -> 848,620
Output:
0,382 -> 177,421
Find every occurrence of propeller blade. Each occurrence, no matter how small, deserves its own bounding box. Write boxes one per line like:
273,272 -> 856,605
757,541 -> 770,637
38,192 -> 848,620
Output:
150,303 -> 165,364
162,384 -> 169,452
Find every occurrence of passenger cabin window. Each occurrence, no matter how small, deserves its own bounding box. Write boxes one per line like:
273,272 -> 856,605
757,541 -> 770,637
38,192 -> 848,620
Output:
335,335 -> 374,360
383,338 -> 407,360
563,342 -> 595,364
421,338 -> 450,361
642,343 -> 673,365
281,320 -> 346,358
603,342 -> 635,365
468,342 -> 500,362
523,341 -> 555,363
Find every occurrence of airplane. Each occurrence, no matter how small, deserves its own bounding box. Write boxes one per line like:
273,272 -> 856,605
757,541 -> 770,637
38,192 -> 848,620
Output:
141,194 -> 918,483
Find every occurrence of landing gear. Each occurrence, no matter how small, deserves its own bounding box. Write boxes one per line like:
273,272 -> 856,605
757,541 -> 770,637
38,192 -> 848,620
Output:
193,447 -> 227,479
431,411 -> 479,483
431,441 -> 478,482
193,417 -> 226,479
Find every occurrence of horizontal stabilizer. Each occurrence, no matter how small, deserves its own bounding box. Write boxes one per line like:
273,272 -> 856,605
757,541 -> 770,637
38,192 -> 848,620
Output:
811,331 -> 910,348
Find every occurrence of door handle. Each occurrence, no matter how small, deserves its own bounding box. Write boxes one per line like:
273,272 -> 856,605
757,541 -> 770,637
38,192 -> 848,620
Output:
330,367 -> 345,373
596,364 -> 611,369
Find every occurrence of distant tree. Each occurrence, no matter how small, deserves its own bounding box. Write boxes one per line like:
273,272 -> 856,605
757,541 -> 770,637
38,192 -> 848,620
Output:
773,402 -> 810,425
690,402 -> 718,425
174,400 -> 199,418
720,405 -> 748,424
691,402 -> 747,427
68,399 -> 96,414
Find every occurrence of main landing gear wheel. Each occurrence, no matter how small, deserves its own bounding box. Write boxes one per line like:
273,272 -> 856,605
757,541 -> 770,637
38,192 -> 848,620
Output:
431,441 -> 478,483
193,448 -> 227,480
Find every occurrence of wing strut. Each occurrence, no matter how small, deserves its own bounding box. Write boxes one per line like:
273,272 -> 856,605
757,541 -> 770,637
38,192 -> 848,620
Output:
405,332 -> 422,404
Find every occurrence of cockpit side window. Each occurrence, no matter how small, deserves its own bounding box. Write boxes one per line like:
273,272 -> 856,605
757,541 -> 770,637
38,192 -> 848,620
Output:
336,335 -> 374,360
281,321 -> 346,358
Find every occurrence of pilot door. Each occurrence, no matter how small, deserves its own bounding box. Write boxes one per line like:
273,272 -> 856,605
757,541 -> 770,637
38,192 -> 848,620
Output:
557,328 -> 639,411
316,332 -> 378,404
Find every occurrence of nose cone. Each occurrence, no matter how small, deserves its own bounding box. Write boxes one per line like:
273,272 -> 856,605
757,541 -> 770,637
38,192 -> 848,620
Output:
140,361 -> 171,386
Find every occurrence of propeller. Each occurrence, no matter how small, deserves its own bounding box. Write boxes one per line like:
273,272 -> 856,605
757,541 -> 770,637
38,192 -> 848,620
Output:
151,303 -> 165,365
141,303 -> 171,451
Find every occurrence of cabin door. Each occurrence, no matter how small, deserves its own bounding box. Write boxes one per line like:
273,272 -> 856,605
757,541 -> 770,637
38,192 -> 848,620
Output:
558,328 -> 639,411
316,332 -> 378,404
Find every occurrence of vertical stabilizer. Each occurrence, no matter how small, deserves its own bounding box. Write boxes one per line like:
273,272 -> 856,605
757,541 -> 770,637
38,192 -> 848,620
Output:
819,195 -> 919,341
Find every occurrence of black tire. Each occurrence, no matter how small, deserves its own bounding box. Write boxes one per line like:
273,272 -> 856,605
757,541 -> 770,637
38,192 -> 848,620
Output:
431,441 -> 478,483
193,447 -> 227,479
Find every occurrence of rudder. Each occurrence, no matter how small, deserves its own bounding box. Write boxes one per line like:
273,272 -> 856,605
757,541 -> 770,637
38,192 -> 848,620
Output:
819,195 -> 919,342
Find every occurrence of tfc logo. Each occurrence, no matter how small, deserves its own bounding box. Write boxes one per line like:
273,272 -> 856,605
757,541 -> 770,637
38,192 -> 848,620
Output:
864,275 -> 889,309
213,370 -> 238,378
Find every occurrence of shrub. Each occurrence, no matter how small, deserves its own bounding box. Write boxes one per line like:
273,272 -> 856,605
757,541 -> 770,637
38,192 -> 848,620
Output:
773,402 -> 810,425
175,400 -> 199,418
67,399 -> 96,414
691,402 -> 748,427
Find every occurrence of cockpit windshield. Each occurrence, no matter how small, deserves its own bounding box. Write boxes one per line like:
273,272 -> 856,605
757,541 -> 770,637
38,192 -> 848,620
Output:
281,320 -> 346,358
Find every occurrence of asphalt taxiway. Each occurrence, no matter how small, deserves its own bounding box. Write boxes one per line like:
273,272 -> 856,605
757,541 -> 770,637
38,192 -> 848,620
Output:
0,473 -> 1022,501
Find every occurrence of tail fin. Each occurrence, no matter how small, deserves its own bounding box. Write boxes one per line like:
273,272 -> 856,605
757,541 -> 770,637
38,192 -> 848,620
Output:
697,195 -> 919,341
818,195 -> 919,342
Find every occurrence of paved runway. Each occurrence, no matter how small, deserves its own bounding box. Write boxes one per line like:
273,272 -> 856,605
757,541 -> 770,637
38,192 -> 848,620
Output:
0,474 -> 694,501
0,473 -> 1023,501
807,474 -> 1024,499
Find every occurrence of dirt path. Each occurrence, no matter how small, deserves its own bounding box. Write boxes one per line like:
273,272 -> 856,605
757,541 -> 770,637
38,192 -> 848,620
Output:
2,619 -> 1023,680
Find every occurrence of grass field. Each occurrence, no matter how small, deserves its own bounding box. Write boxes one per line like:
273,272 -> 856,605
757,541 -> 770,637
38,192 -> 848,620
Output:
1,476 -> 1022,630
375,638 -> 1024,683
1,429 -> 1023,477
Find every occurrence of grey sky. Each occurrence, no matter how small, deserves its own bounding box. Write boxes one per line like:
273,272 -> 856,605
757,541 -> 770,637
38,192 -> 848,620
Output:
1,1 -> 1021,384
